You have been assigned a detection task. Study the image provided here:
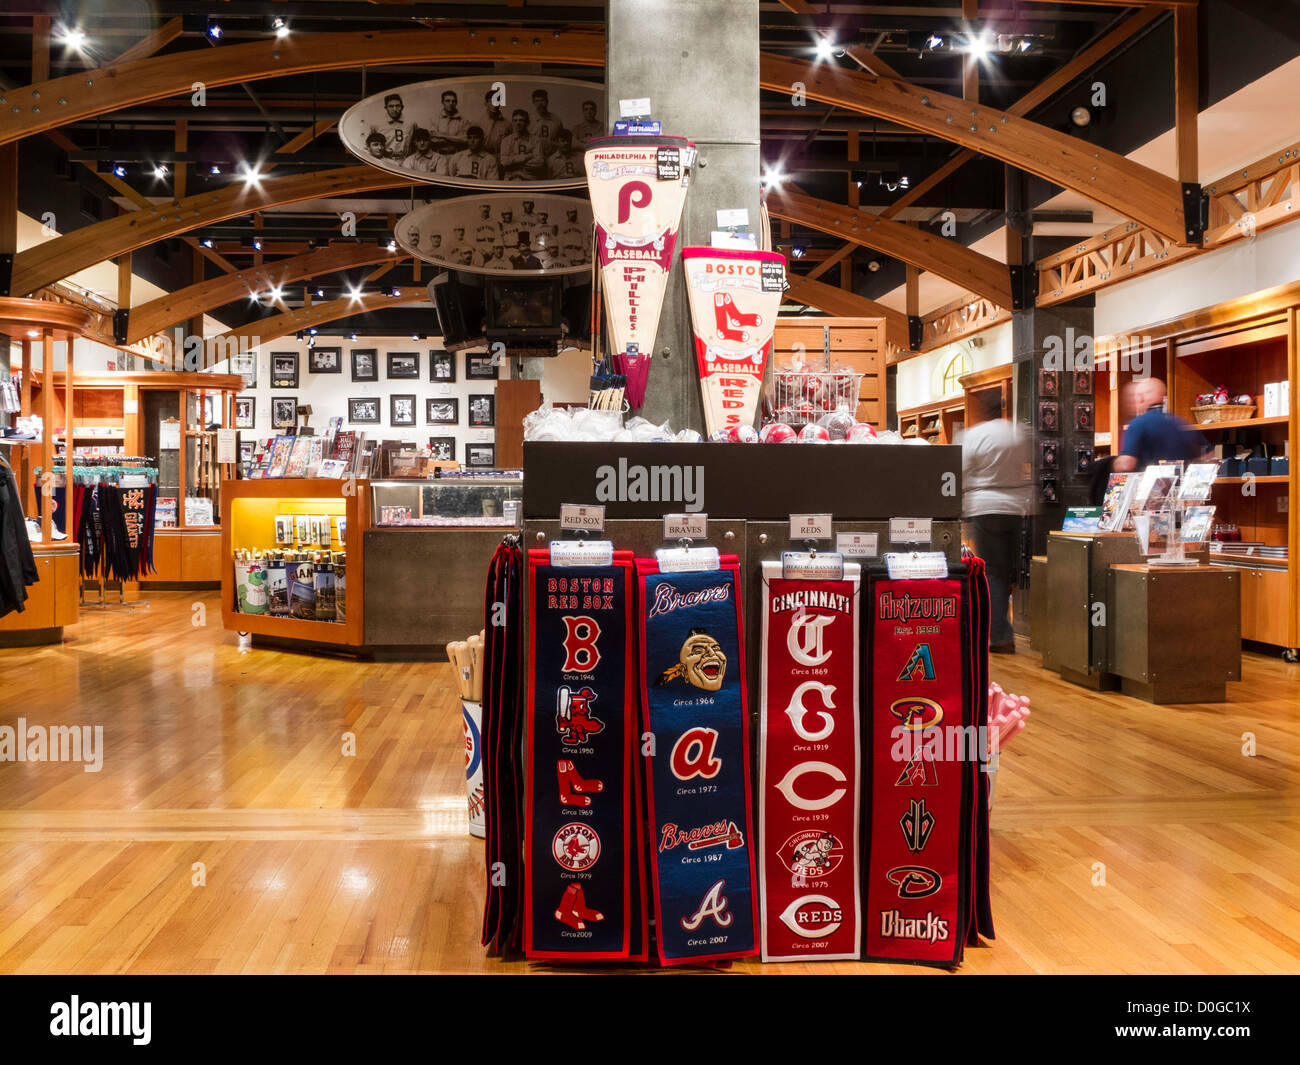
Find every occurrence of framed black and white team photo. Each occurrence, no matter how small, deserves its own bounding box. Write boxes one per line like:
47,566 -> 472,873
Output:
230,352 -> 257,390
351,349 -> 378,381
465,352 -> 499,380
308,346 -> 342,374
270,352 -> 299,388
348,396 -> 381,424
426,397 -> 459,425
271,396 -> 297,429
428,436 -> 456,462
234,396 -> 256,429
467,393 -> 495,427
390,394 -> 417,427
465,442 -> 496,469
430,349 -> 456,382
387,351 -> 420,379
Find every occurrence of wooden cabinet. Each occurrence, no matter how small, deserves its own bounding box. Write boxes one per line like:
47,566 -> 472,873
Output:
0,546 -> 79,641
1236,566 -> 1289,646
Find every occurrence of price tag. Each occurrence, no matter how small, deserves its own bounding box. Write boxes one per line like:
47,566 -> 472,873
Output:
664,513 -> 708,541
781,551 -> 844,581
656,146 -> 681,181
760,259 -> 786,292
890,517 -> 932,544
655,546 -> 720,572
560,503 -> 605,533
716,208 -> 749,228
549,540 -> 614,567
619,97 -> 652,118
836,531 -> 878,558
789,513 -> 833,541
884,552 -> 949,580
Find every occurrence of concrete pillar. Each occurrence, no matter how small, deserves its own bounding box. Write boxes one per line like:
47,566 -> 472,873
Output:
606,0 -> 761,432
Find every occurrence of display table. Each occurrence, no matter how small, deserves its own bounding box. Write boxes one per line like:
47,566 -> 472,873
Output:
1106,564 -> 1242,704
0,542 -> 80,647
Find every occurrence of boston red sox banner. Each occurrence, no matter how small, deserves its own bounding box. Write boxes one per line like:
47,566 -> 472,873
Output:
637,556 -> 758,965
585,135 -> 695,407
682,248 -> 786,437
524,550 -> 635,961
758,561 -> 862,962
863,572 -> 979,966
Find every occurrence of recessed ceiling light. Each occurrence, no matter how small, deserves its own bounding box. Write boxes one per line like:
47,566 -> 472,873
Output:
815,38 -> 835,61
58,27 -> 88,52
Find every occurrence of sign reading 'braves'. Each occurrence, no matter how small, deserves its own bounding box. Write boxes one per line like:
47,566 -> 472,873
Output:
759,562 -> 862,962
681,248 -> 786,437
525,552 -> 634,961
637,558 -> 757,965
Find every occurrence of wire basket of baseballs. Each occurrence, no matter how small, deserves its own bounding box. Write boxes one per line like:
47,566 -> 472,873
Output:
772,369 -> 864,429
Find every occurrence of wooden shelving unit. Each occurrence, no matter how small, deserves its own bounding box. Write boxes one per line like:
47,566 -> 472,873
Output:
898,398 -> 965,443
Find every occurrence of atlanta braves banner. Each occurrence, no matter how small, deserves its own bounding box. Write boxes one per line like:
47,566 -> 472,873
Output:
637,556 -> 758,965
758,561 -> 862,962
585,135 -> 695,407
524,550 -> 635,961
682,248 -> 786,437
863,572 -> 977,966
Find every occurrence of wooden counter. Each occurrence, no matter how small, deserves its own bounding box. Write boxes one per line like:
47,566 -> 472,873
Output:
0,542 -> 79,646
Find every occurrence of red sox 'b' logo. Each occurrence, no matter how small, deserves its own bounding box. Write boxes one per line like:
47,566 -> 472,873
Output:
671,727 -> 722,780
561,616 -> 601,672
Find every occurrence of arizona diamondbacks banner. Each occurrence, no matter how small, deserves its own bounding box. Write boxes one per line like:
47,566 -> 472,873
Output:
682,248 -> 786,437
637,556 -> 758,965
585,135 -> 695,408
863,574 -> 975,966
524,550 -> 634,961
758,561 -> 862,962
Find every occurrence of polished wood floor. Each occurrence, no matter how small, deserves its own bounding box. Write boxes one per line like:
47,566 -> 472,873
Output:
0,591 -> 1298,974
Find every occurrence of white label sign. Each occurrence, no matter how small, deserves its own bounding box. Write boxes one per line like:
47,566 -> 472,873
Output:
884,552 -> 948,580
836,531 -> 879,558
550,540 -> 614,567
560,503 -> 606,533
503,499 -> 521,528
789,513 -> 833,541
216,428 -> 237,465
716,208 -> 750,228
619,96 -> 652,118
890,517 -> 932,544
781,551 -> 845,581
655,546 -> 720,572
664,513 -> 708,541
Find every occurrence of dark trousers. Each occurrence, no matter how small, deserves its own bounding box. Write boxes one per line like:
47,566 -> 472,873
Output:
969,514 -> 1020,646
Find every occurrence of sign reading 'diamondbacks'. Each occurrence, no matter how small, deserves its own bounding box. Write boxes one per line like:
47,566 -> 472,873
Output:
340,75 -> 604,189
682,248 -> 786,437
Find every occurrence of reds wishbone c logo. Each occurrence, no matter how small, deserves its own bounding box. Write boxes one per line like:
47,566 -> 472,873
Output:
786,612 -> 835,666
773,761 -> 847,811
782,680 -> 837,742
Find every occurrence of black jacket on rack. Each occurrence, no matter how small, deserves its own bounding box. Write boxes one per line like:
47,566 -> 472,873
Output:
0,460 -> 39,617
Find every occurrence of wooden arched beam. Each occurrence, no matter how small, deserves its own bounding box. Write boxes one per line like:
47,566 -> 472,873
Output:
767,187 -> 1013,307
209,287 -> 428,361
759,54 -> 1189,245
0,27 -> 606,147
11,166 -> 407,297
783,275 -> 909,352
128,242 -> 399,342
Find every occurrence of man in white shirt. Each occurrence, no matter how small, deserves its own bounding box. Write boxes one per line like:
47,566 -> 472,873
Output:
428,90 -> 468,158
480,89 -> 510,154
404,127 -> 447,175
378,93 -> 414,159
498,109 -> 544,181
571,99 -> 604,146
531,88 -> 566,154
448,126 -> 500,181
957,389 -> 1031,654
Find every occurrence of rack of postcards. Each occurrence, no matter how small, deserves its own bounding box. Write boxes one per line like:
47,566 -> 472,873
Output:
232,511 -> 347,622
1095,461 -> 1219,563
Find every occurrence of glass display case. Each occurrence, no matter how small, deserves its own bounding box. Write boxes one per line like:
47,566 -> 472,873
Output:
370,473 -> 523,527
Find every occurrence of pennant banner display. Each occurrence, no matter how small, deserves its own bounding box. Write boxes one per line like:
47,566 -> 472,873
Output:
637,557 -> 758,965
863,573 -> 977,966
525,550 -> 635,961
584,135 -> 695,407
758,561 -> 862,962
682,248 -> 786,437
462,700 -> 486,838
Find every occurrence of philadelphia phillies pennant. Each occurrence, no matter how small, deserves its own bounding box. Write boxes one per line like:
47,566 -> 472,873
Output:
863,572 -> 977,967
525,550 -> 634,961
585,135 -> 695,407
758,561 -> 862,962
637,556 -> 758,965
682,248 -> 786,437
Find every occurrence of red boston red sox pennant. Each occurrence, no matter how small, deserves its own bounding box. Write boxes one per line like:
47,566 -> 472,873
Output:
864,575 -> 972,966
759,561 -> 862,961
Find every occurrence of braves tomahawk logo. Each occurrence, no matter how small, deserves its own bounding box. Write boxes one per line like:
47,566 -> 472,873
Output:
556,685 -> 605,745
681,879 -> 733,931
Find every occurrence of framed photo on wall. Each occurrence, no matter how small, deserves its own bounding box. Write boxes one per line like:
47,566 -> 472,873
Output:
308,346 -> 342,374
467,394 -> 496,427
1038,368 -> 1059,397
1038,399 -> 1060,433
234,396 -> 256,430
270,352 -> 299,389
271,396 -> 297,429
428,436 -> 456,462
465,352 -> 499,380
239,440 -> 255,464
230,352 -> 257,390
430,349 -> 456,383
465,442 -> 496,469
348,397 -> 381,424
426,398 -> 459,425
390,394 -> 417,427
351,349 -> 378,381
387,351 -> 420,379
1075,400 -> 1095,432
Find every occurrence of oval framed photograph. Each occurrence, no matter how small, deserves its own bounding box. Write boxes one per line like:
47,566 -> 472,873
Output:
396,192 -> 592,277
339,75 -> 604,190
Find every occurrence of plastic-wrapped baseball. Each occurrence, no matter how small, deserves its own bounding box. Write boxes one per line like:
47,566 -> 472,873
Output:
709,429 -> 732,443
798,423 -> 830,443
760,422 -> 797,444
819,409 -> 856,441
846,422 -> 878,443
728,424 -> 761,443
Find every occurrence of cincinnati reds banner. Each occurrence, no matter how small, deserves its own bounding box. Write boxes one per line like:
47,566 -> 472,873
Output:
637,556 -> 758,965
863,573 -> 977,966
682,248 -> 786,437
758,561 -> 862,962
524,550 -> 635,961
585,135 -> 695,408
